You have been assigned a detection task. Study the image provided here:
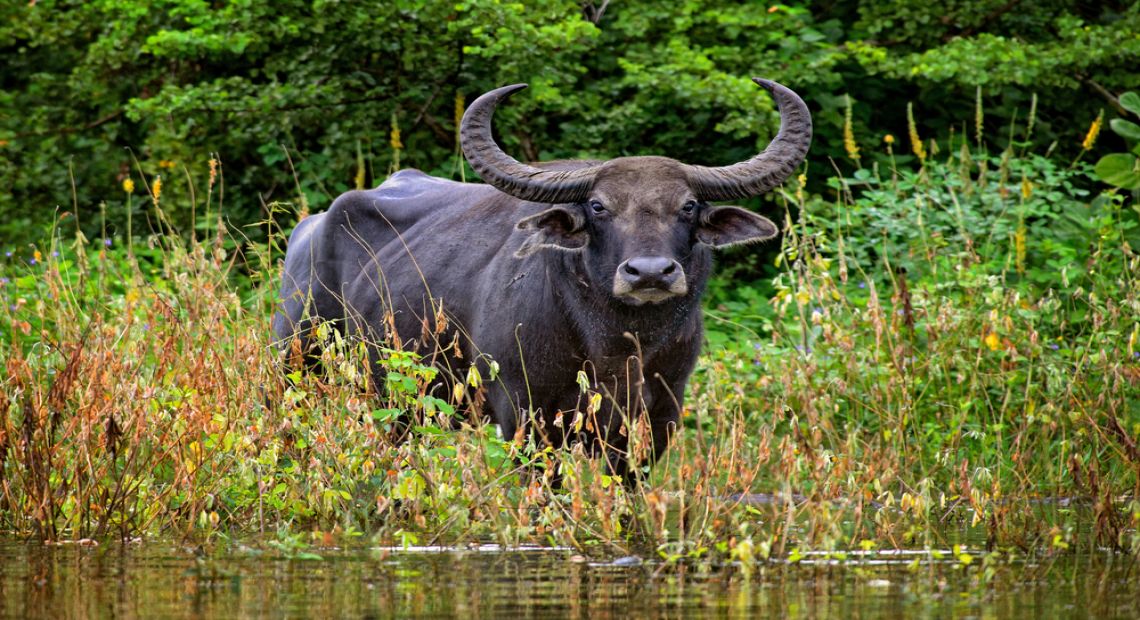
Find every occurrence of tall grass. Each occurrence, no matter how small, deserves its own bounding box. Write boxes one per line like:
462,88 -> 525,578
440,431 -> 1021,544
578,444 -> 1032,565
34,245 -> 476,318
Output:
1,113 -> 1138,563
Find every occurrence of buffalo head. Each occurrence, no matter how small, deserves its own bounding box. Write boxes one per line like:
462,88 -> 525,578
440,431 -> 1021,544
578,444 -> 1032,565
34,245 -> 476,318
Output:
460,79 -> 812,306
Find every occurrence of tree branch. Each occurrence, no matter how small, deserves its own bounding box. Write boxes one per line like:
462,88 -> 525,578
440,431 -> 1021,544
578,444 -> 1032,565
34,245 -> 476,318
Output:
1081,76 -> 1128,116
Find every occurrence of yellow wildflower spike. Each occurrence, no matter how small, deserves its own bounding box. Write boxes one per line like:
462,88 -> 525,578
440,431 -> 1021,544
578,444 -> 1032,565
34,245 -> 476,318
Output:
390,111 -> 403,170
907,103 -> 926,163
843,95 -> 860,163
390,112 -> 403,151
454,93 -> 465,131
1081,110 -> 1103,151
1014,221 -> 1027,275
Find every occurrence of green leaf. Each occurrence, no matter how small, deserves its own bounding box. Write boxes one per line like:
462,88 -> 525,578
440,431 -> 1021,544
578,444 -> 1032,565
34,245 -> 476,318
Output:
1094,154 -> 1140,190
371,408 -> 402,423
1110,118 -> 1140,142
428,447 -> 457,458
420,396 -> 455,417
392,472 -> 426,500
1120,92 -> 1140,117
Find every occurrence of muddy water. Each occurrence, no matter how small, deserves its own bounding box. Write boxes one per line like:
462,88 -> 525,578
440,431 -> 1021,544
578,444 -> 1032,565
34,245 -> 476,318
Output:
1,539 -> 1138,619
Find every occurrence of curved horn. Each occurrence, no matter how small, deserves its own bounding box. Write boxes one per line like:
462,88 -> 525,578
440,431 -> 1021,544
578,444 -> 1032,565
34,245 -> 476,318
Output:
684,78 -> 813,202
460,84 -> 599,204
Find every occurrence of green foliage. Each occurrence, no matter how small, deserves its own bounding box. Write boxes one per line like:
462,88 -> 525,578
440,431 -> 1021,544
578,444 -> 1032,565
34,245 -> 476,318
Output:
1094,91 -> 1140,191
3,0 -> 1140,558
1,0 -> 596,242
848,6 -> 1140,88
3,105 -> 1139,557
5,0 -> 1139,247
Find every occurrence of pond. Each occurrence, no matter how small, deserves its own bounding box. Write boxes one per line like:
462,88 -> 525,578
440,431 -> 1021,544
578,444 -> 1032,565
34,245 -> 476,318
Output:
2,539 -> 1139,618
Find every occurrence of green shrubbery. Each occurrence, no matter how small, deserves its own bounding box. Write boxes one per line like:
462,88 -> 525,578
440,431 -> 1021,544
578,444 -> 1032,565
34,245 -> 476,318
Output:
1,0 -> 1138,561
2,99 -> 1138,558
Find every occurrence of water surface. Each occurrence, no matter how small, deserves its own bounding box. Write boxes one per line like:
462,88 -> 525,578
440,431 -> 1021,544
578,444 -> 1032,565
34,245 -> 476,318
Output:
1,539 -> 1137,618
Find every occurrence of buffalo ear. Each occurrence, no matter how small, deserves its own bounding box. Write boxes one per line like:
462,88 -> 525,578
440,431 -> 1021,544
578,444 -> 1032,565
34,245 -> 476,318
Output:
696,206 -> 778,249
515,206 -> 589,257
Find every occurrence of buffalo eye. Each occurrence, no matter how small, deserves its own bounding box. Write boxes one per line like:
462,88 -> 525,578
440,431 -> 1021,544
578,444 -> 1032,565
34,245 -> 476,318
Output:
588,200 -> 607,215
681,200 -> 698,215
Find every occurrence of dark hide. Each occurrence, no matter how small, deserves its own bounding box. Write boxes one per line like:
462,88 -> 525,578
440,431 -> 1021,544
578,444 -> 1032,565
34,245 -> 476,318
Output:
274,158 -> 780,479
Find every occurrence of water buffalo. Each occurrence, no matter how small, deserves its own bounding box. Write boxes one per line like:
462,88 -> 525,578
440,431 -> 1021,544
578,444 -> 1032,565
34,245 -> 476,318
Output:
273,78 -> 811,480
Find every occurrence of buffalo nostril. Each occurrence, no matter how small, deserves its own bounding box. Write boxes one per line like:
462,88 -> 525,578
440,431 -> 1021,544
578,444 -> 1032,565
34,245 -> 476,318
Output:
615,256 -> 686,298
626,256 -> 674,277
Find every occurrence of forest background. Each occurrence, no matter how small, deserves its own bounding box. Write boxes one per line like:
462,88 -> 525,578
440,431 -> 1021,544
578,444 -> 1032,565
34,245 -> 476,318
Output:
4,0 -> 1139,243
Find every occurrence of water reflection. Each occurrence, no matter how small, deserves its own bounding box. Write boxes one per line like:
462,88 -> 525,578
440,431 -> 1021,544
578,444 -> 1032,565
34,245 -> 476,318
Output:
1,539 -> 1138,618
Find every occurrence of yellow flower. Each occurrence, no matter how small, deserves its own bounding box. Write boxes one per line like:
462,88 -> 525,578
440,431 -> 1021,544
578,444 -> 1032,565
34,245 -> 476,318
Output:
883,134 -> 895,145
843,95 -> 860,163
208,157 -> 218,189
355,143 -> 366,190
1020,176 -> 1032,199
390,112 -> 403,151
1014,222 -> 1026,275
984,332 -> 1000,351
159,159 -> 175,169
1081,110 -> 1103,150
152,176 -> 163,204
122,178 -> 135,194
454,92 -> 465,129
390,112 -> 403,170
907,103 -> 926,163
